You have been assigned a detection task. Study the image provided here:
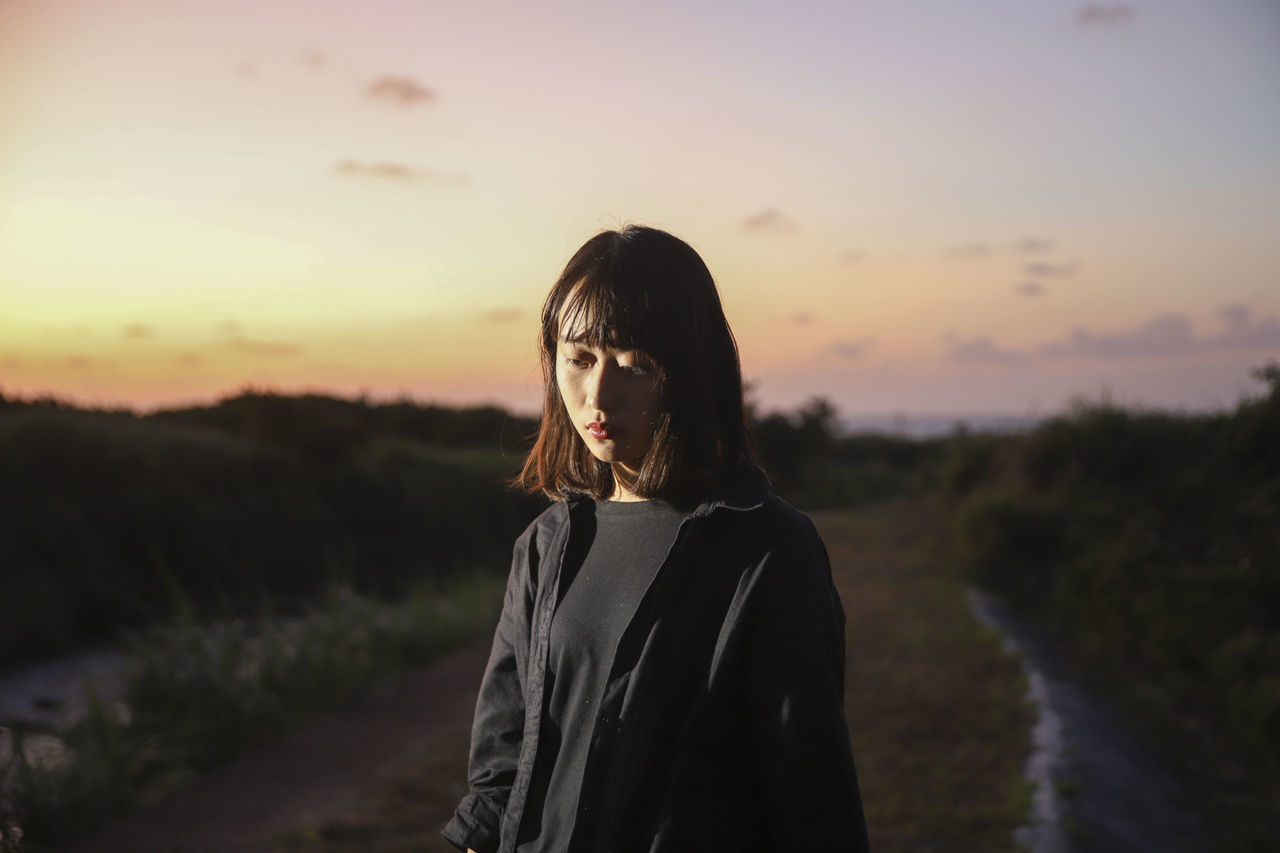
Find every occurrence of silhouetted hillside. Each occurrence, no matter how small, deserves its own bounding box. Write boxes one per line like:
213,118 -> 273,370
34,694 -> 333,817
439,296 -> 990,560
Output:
149,391 -> 537,464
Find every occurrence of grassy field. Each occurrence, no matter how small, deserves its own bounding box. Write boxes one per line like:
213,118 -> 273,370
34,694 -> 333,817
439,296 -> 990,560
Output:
274,495 -> 1034,852
1,575 -> 505,850
826,497 -> 1033,851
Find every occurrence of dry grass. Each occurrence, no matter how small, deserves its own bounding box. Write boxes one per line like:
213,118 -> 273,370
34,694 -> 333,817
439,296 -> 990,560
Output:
278,494 -> 1033,852
821,495 -> 1033,851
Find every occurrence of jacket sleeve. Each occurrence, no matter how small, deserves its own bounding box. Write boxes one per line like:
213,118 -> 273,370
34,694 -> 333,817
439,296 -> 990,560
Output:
742,512 -> 870,852
441,522 -> 541,853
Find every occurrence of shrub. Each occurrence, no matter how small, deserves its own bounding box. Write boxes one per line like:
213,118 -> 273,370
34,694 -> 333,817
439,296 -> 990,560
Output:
943,366 -> 1280,848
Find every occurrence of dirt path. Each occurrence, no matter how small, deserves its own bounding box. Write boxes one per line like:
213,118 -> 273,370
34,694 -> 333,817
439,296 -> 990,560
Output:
64,641 -> 490,853
968,591 -> 1212,853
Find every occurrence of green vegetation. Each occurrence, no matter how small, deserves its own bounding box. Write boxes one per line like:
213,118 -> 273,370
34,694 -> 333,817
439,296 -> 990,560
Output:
0,391 -> 542,666
945,364 -> 1280,851
2,574 -> 503,850
751,397 -> 952,508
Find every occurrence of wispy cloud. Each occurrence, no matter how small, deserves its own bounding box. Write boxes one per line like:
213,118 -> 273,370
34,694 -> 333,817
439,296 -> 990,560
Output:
122,323 -> 153,339
830,338 -> 876,359
479,308 -> 523,324
1076,4 -> 1136,27
334,160 -> 469,186
838,250 -> 864,264
1023,261 -> 1078,278
947,306 -> 1280,366
946,336 -> 1028,365
1221,304 -> 1252,332
790,312 -> 814,326
944,238 -> 1062,258
1015,282 -> 1046,297
177,353 -> 203,367
1042,314 -> 1194,359
1210,305 -> 1279,350
366,74 -> 436,106
742,209 -> 798,235
1014,238 -> 1055,254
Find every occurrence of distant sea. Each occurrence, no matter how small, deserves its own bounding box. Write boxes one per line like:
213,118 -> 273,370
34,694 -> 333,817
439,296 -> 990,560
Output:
841,413 -> 1046,439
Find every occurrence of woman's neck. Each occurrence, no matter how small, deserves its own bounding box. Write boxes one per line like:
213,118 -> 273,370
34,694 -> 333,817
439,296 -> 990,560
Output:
609,464 -> 646,501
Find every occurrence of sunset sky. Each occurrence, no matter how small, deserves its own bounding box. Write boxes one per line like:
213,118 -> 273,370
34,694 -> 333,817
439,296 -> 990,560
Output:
2,0 -> 1277,419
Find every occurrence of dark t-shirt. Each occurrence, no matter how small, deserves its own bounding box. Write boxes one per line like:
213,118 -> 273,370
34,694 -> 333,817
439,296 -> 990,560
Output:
514,498 -> 685,852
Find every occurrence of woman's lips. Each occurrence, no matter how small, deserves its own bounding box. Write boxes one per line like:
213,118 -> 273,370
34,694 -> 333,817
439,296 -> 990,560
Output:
587,421 -> 610,439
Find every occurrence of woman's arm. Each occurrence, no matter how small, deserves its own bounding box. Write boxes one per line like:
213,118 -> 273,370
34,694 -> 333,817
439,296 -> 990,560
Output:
441,527 -> 541,853
743,517 -> 870,852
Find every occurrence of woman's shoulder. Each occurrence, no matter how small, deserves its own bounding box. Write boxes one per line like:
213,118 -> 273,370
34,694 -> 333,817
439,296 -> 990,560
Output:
518,499 -> 573,544
724,485 -> 820,536
693,466 -> 822,540
692,486 -> 826,574
758,492 -> 819,530
715,497 -> 840,624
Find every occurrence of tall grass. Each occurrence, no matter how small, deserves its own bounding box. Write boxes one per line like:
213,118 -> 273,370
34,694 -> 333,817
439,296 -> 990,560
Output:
2,574 -> 503,850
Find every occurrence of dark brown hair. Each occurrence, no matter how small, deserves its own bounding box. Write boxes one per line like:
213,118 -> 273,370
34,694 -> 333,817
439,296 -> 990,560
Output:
516,225 -> 756,501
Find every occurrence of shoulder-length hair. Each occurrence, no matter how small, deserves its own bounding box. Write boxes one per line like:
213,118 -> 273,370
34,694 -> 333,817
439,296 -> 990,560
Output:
516,225 -> 756,501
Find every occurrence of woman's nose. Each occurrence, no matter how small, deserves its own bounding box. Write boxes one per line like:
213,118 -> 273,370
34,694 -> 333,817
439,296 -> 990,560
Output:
586,363 -> 619,410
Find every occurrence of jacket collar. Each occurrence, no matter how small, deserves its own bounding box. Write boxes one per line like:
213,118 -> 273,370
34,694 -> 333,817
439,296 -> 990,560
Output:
560,465 -> 772,518
684,464 -> 771,517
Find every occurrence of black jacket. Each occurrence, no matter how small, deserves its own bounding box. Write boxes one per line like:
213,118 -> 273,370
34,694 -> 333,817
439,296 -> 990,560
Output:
442,469 -> 869,852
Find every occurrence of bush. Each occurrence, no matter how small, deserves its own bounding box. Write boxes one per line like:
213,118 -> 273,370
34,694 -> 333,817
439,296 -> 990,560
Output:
944,366 -> 1280,848
952,493 -> 1064,599
0,402 -> 542,666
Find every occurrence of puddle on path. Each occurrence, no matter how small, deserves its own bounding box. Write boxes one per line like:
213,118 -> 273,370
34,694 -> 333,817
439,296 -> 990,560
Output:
0,647 -> 128,771
966,589 -> 1211,853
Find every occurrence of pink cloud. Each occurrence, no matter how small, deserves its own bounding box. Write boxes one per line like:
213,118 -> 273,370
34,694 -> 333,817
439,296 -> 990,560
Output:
366,75 -> 436,106
742,209 -> 798,235
1077,4 -> 1135,27
334,160 -> 469,187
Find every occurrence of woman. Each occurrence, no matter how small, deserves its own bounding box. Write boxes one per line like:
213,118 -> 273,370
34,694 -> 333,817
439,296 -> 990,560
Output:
443,226 -> 869,853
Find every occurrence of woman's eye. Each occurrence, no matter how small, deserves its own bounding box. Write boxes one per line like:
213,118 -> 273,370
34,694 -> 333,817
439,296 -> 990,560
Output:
565,354 -> 590,368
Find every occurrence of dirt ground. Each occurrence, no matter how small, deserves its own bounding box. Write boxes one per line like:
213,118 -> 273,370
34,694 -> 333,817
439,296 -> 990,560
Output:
63,641 -> 488,853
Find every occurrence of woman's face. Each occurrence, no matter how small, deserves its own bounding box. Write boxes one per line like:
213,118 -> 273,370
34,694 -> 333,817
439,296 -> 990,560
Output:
555,327 -> 662,488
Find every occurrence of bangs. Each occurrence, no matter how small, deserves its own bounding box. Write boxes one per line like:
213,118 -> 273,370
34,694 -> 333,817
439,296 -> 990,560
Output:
553,265 -> 660,357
